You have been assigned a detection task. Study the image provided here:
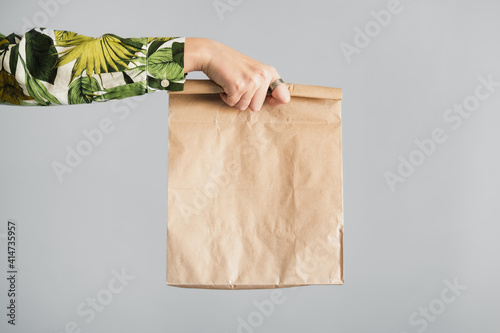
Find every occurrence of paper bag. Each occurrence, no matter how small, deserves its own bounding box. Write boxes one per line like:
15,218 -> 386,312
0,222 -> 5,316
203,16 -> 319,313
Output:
167,80 -> 343,289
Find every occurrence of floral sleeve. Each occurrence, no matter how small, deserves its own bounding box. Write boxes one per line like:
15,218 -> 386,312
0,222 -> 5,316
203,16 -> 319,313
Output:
0,27 -> 185,106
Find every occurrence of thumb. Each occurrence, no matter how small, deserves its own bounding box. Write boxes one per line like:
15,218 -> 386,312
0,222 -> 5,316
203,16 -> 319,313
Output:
268,79 -> 290,106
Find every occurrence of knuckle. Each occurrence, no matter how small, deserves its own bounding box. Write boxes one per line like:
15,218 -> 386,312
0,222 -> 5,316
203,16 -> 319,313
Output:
233,82 -> 243,93
257,68 -> 268,80
247,70 -> 267,89
246,74 -> 259,88
267,65 -> 277,75
250,76 -> 261,88
231,79 -> 247,94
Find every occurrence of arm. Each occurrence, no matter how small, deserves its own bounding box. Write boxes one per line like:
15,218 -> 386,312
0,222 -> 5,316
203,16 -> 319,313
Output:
0,27 -> 185,106
0,28 -> 289,111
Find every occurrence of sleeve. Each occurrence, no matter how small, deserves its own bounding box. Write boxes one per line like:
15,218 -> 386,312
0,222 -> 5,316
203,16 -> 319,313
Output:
0,27 -> 185,106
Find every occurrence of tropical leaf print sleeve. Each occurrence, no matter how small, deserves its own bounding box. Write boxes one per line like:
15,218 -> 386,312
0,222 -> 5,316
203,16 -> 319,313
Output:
0,27 -> 185,106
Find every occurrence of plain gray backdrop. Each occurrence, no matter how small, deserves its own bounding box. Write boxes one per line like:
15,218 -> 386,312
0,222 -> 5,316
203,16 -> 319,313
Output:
1,0 -> 499,332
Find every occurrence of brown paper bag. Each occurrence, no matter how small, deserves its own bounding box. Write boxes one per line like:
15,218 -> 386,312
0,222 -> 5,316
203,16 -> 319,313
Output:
167,80 -> 343,289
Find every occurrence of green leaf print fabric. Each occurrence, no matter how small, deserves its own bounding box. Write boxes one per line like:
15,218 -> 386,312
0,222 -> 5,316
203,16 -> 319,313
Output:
0,27 -> 185,106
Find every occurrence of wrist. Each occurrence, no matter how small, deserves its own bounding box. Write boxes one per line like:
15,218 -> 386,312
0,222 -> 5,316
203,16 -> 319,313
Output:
184,37 -> 212,73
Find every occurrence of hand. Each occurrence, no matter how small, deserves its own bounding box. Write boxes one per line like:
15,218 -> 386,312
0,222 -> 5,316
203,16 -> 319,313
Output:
184,38 -> 290,112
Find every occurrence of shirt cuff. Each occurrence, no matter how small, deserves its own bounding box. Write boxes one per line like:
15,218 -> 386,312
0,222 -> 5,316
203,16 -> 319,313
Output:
145,37 -> 185,92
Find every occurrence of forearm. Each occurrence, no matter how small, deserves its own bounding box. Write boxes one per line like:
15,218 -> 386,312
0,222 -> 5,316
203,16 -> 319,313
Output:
0,28 -> 186,106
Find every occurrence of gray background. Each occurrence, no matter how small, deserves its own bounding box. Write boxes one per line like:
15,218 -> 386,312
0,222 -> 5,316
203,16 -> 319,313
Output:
1,0 -> 499,332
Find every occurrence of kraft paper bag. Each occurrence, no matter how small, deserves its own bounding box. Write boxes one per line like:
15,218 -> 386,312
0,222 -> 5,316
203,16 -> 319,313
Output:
167,80 -> 343,289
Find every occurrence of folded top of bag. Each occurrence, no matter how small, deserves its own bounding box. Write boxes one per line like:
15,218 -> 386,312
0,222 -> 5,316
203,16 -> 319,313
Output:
171,79 -> 342,101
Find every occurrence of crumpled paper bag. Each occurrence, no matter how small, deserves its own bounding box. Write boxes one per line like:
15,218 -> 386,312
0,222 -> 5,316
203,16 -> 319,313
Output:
167,80 -> 343,289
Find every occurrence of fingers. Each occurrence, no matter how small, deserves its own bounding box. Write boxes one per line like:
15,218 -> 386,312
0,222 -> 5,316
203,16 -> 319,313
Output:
220,80 -> 257,110
266,75 -> 290,107
220,91 -> 242,107
234,90 -> 255,111
248,84 -> 269,112
221,79 -> 291,111
219,66 -> 290,111
270,81 -> 291,104
221,88 -> 260,112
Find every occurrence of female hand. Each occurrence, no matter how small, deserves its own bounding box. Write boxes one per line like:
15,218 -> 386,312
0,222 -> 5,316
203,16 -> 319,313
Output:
184,38 -> 290,112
